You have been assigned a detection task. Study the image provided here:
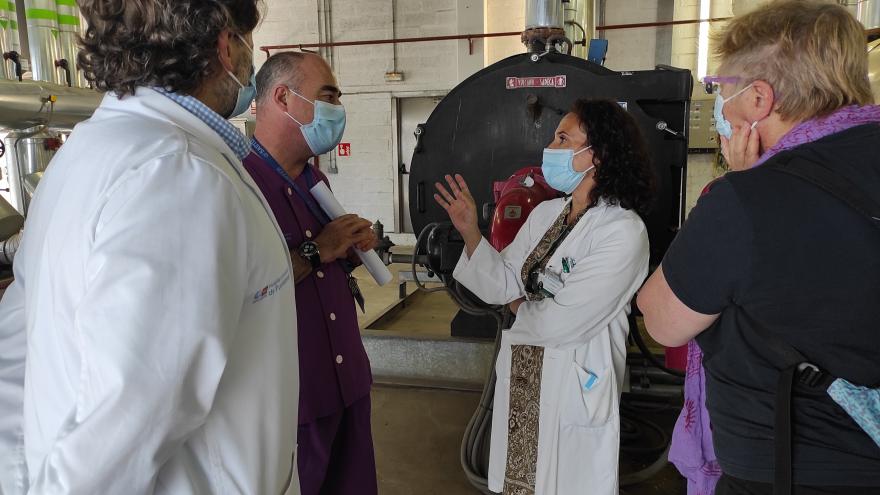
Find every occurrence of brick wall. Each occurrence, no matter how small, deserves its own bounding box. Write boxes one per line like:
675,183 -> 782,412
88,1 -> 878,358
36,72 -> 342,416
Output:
251,0 -> 744,234
253,0 -> 478,239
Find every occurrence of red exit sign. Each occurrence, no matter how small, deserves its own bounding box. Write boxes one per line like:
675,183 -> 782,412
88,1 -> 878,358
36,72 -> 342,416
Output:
338,143 -> 351,156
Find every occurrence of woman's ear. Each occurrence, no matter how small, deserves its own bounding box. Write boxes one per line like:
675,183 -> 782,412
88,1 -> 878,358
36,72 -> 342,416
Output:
751,80 -> 776,120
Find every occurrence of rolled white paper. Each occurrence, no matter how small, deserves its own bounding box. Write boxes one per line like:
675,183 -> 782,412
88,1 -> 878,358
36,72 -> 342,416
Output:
310,181 -> 394,286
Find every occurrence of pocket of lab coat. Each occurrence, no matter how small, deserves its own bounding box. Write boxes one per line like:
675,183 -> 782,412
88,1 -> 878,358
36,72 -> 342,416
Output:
563,363 -> 614,427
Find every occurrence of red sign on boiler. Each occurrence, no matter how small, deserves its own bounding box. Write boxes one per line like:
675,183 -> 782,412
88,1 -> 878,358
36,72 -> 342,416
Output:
338,143 -> 351,156
505,75 -> 567,89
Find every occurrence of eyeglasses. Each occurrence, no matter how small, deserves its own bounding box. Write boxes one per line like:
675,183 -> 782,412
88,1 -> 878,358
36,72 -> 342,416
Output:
702,75 -> 741,95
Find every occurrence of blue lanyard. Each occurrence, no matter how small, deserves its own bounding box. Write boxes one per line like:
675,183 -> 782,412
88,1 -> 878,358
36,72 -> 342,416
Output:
251,138 -> 331,226
250,139 -> 362,283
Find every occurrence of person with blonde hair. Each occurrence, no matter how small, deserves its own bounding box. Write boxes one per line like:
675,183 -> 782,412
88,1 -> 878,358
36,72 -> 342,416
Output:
638,1 -> 880,494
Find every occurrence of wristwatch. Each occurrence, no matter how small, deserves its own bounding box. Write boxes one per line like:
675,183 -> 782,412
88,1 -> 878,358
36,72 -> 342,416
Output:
298,241 -> 322,269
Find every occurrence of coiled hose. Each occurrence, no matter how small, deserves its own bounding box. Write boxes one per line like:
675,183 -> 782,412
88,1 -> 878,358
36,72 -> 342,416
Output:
0,231 -> 22,266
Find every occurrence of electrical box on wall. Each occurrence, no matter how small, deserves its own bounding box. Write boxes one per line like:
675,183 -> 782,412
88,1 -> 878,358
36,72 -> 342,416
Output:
384,71 -> 405,82
688,92 -> 719,151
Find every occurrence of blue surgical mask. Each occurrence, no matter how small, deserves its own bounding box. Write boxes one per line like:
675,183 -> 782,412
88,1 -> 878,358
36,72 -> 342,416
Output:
285,89 -> 347,156
541,146 -> 594,194
224,34 -> 256,118
714,84 -> 753,139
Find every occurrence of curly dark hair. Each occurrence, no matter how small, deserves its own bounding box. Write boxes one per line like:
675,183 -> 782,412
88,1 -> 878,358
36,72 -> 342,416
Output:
572,99 -> 657,217
77,0 -> 262,97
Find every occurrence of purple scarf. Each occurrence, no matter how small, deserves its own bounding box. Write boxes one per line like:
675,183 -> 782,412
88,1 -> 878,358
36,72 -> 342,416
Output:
668,104 -> 880,495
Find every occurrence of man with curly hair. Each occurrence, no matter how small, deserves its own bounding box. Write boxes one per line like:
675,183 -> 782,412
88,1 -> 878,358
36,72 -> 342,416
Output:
0,1 -> 300,494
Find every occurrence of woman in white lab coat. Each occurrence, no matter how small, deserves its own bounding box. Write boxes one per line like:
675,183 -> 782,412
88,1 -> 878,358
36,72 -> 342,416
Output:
434,99 -> 656,495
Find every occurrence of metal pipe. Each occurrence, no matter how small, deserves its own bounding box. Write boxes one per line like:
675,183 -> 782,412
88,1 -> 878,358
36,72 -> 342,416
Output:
525,0 -> 564,30
261,31 -> 522,56
0,78 -> 101,130
0,0 -> 10,79
0,229 -> 21,266
56,0 -> 85,87
23,0 -> 61,84
4,126 -> 58,214
7,0 -> 19,55
841,0 -> 880,31
260,17 -> 734,56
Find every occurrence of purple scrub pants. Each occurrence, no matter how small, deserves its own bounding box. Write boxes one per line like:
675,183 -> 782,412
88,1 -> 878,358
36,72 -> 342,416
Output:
297,394 -> 377,495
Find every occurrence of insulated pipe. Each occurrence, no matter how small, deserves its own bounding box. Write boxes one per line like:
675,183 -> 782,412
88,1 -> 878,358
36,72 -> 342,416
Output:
843,0 -> 880,31
0,0 -> 10,79
525,0 -> 564,30
55,0 -> 84,87
0,230 -> 21,266
0,78 -> 100,130
6,0 -> 18,55
23,0 -> 61,84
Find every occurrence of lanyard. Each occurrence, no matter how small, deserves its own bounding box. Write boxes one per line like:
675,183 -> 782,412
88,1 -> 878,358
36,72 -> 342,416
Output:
251,138 -> 331,226
250,138 -> 359,283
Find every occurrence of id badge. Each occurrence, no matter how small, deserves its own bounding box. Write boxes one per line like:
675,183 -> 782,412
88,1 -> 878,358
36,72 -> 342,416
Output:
536,269 -> 564,299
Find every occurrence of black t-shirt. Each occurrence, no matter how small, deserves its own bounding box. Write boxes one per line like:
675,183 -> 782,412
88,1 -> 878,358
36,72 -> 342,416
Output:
662,124 -> 880,486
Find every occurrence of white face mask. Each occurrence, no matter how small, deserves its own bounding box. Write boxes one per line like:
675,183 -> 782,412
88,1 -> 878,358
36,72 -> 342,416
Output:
284,89 -> 347,156
541,146 -> 594,194
223,34 -> 256,118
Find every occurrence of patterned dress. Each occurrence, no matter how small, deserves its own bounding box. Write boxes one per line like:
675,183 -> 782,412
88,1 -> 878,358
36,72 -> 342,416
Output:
504,201 -> 590,494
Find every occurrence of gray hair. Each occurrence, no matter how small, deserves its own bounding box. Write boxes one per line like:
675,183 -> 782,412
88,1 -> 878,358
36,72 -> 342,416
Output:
256,51 -> 307,103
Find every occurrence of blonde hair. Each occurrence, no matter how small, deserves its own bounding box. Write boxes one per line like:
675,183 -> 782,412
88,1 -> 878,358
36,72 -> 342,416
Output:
715,0 -> 873,121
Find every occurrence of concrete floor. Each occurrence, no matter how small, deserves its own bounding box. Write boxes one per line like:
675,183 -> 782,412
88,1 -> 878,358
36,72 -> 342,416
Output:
371,384 -> 686,495
372,385 -> 480,494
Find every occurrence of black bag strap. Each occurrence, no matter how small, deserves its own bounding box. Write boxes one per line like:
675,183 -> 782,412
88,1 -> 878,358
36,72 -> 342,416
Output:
767,154 -> 880,233
738,312 -> 832,495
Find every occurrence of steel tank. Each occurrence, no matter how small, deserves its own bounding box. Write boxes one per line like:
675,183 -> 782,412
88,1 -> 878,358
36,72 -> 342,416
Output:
525,0 -> 564,30
3,127 -> 60,214
408,52 -> 692,266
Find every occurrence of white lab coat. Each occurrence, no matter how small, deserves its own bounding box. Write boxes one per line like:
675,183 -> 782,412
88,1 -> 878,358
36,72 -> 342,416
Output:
0,88 -> 300,494
454,197 -> 648,495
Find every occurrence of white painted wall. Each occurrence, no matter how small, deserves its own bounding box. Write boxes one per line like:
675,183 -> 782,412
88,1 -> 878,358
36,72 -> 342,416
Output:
250,0 -> 743,234
602,0 -> 661,71
253,0 -> 484,241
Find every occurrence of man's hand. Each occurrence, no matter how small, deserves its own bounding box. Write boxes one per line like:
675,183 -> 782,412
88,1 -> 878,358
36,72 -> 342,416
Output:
345,227 -> 380,268
353,227 -> 379,252
720,122 -> 761,171
315,214 -> 374,263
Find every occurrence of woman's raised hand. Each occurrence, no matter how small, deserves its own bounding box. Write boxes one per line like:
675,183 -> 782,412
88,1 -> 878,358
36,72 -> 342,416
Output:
434,174 -> 482,251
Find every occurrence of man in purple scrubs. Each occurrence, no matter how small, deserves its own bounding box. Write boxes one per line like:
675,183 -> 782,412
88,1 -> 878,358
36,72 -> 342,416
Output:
244,52 -> 378,495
